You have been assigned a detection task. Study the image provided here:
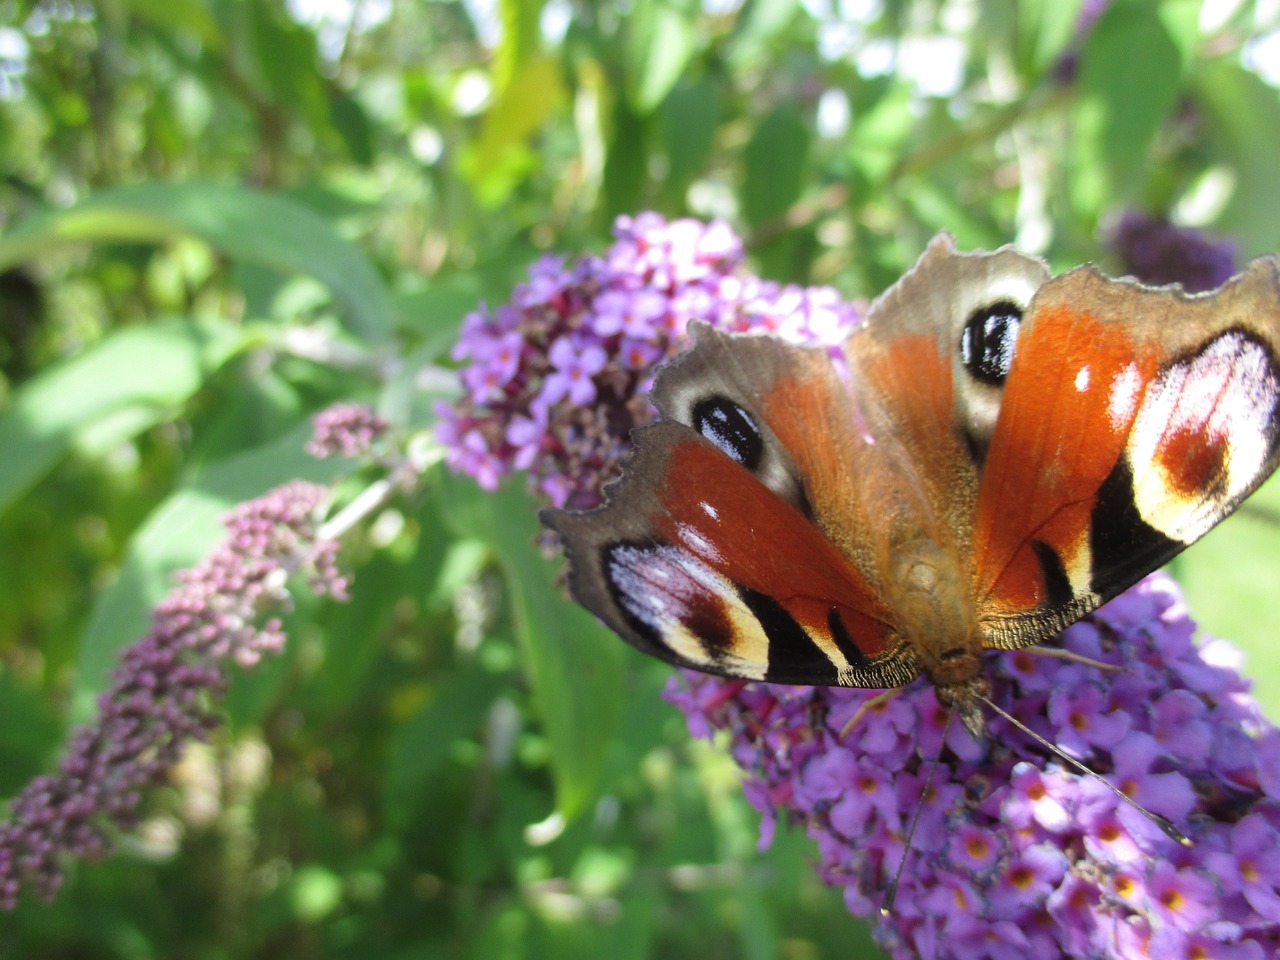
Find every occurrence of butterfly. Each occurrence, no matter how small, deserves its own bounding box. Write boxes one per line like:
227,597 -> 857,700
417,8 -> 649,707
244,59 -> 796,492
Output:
542,234 -> 1280,742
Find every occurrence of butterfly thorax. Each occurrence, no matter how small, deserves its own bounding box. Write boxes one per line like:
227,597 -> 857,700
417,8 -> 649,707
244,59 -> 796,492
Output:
884,535 -> 987,739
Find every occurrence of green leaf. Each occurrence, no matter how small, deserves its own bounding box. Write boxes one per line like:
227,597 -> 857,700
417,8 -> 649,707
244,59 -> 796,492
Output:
627,0 -> 698,114
443,473 -> 625,821
71,421 -> 344,722
1073,2 -> 1183,208
726,0 -> 804,71
0,182 -> 396,342
1021,0 -> 1082,74
1193,61 -> 1280,255
124,0 -> 225,50
658,79 -> 721,202
0,317 -> 245,517
461,56 -> 565,207
603,100 -> 650,221
246,3 -> 326,121
742,105 -> 811,227
383,661 -> 511,828
847,84 -> 915,187
496,0 -> 546,93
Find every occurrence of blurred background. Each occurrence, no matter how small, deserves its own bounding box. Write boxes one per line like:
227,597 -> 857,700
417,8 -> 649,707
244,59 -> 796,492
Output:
1,0 -> 1278,956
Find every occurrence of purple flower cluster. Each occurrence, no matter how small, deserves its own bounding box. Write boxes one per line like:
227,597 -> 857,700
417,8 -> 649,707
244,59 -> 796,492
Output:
1112,211 -> 1238,293
437,212 -> 860,509
306,402 -> 388,459
666,574 -> 1280,958
0,480 -> 348,909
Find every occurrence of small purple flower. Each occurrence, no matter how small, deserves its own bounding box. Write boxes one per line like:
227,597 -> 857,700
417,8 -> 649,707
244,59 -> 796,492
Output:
541,337 -> 608,406
1111,211 -> 1239,293
1207,814 -> 1280,921
0,480 -> 349,909
1145,861 -> 1218,929
590,288 -> 669,338
1046,681 -> 1130,757
985,844 -> 1066,915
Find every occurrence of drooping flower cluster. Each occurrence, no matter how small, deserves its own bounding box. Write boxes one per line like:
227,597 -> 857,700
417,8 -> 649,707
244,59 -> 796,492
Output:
0,479 -> 349,909
437,212 -> 860,509
306,402 -> 389,459
666,574 -> 1280,957
1111,210 -> 1238,293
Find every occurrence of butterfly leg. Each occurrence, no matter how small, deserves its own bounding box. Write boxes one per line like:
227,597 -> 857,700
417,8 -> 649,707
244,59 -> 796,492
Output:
838,687 -> 907,740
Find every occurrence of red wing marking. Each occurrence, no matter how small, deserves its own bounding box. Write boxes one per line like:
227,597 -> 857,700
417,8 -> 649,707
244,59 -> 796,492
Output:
654,436 -> 896,665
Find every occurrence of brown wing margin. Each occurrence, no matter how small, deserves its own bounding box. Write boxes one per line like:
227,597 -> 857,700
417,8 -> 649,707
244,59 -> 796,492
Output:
973,256 -> 1280,648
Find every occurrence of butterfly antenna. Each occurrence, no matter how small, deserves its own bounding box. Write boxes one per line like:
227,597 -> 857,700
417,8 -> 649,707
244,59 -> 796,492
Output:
978,695 -> 1190,847
881,709 -> 953,915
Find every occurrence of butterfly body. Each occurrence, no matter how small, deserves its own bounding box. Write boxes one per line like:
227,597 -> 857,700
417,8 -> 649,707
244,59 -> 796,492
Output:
544,234 -> 1280,739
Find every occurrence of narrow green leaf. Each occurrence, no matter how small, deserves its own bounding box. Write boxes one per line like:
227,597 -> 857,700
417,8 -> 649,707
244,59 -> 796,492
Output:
603,100 -> 650,221
443,473 -> 625,820
1193,61 -> 1280,254
628,0 -> 698,113
460,56 -> 565,207
1023,0 -> 1082,74
659,79 -> 721,201
496,0 -> 546,92
0,317 -> 245,517
0,182 -> 396,342
743,106 -> 811,227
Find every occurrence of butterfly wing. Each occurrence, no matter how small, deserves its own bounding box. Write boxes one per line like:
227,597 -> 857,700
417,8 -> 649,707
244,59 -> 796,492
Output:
544,325 -> 917,688
972,256 -> 1280,647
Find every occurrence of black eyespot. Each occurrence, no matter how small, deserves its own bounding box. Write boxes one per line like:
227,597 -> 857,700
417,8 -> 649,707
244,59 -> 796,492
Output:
692,396 -> 763,470
960,300 -> 1023,386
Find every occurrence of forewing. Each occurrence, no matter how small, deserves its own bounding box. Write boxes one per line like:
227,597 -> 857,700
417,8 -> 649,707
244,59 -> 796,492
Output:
972,256 -> 1280,647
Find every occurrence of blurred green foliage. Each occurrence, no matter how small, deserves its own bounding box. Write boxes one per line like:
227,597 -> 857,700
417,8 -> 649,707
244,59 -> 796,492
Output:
0,0 -> 1278,956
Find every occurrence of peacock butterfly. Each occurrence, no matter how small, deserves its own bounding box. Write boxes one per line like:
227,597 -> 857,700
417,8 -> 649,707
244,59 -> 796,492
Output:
542,233 -> 1280,742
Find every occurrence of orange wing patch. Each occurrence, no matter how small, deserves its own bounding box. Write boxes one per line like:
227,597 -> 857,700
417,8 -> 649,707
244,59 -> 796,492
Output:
972,304 -> 1154,616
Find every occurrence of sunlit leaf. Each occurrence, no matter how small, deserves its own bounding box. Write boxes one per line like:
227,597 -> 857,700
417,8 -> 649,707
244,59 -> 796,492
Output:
461,56 -> 565,207
0,182 -> 396,342
1193,61 -> 1280,255
627,0 -> 698,113
1073,2 -> 1182,208
0,317 -> 245,517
